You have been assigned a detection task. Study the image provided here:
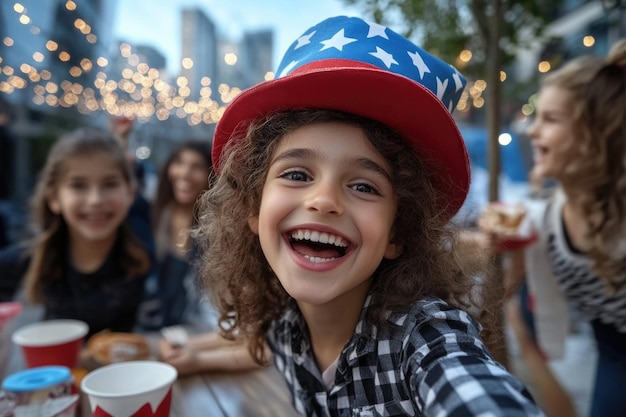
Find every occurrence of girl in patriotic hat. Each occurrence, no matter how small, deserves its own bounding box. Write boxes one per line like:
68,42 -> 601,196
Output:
192,15 -> 544,416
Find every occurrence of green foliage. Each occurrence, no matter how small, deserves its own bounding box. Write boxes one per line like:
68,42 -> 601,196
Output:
342,0 -> 558,79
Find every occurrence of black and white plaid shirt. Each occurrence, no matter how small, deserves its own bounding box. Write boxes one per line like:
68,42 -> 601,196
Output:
267,295 -> 544,417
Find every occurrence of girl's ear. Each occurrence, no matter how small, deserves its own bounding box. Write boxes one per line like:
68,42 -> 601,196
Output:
248,215 -> 259,235
384,242 -> 402,260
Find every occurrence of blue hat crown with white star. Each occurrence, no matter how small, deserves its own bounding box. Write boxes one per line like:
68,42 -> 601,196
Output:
277,15 -> 466,113
213,15 -> 471,218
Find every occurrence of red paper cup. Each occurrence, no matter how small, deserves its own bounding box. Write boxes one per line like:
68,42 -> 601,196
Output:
496,232 -> 539,252
81,361 -> 177,417
11,319 -> 89,368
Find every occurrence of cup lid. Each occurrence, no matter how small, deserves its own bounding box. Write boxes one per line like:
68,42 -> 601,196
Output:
12,319 -> 89,346
2,366 -> 71,392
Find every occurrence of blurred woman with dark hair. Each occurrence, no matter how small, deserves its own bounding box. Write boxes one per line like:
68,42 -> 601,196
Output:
137,140 -> 214,330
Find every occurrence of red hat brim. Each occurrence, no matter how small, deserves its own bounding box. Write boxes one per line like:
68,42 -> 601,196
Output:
213,61 -> 470,219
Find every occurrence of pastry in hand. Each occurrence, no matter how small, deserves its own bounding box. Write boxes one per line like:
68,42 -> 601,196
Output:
82,330 -> 150,366
478,202 -> 527,236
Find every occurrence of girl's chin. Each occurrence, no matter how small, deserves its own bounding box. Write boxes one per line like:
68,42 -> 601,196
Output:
282,284 -> 331,305
531,163 -> 550,178
174,194 -> 198,205
532,168 -> 563,183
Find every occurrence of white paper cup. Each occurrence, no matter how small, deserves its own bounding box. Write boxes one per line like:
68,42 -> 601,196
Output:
12,319 -> 89,369
81,361 -> 177,417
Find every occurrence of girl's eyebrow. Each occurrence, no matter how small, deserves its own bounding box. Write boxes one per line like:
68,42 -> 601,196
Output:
271,147 -> 391,181
271,147 -> 315,164
541,107 -> 570,118
353,157 -> 391,181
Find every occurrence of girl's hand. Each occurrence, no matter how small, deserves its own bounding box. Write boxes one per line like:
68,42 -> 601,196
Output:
158,338 -> 199,375
158,331 -> 268,375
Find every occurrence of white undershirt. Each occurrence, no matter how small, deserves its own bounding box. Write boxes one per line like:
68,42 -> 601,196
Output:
321,357 -> 339,390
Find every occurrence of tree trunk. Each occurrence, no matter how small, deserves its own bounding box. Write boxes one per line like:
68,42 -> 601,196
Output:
486,0 -> 509,370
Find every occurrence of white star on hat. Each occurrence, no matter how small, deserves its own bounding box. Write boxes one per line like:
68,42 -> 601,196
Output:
452,70 -> 464,92
365,21 -> 388,39
295,31 -> 316,50
407,50 -> 431,79
320,29 -> 357,51
436,77 -> 449,101
279,60 -> 299,78
370,46 -> 398,69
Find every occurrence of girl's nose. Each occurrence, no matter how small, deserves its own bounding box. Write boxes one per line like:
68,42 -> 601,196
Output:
306,180 -> 343,216
87,187 -> 104,204
180,164 -> 193,179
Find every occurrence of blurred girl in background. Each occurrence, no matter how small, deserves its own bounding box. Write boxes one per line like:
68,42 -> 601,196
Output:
502,39 -> 626,417
0,128 -> 152,339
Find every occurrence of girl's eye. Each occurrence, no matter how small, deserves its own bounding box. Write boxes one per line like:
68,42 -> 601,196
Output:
69,182 -> 86,190
104,180 -> 122,189
280,170 -> 309,182
541,113 -> 559,123
351,182 -> 379,195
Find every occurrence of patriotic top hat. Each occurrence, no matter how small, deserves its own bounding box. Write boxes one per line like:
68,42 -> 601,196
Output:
212,15 -> 470,218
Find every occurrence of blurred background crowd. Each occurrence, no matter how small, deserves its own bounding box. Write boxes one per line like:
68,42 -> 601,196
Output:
0,0 -> 623,241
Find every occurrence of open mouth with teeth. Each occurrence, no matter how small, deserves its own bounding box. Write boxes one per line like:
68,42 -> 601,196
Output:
288,229 -> 350,263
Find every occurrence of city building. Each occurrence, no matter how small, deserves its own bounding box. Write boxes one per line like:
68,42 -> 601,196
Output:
180,7 -> 217,101
240,28 -> 274,86
134,44 -> 167,71
216,38 -> 245,97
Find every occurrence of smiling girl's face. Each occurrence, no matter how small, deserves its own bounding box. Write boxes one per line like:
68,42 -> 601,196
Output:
248,122 -> 400,310
167,148 -> 211,206
47,152 -> 133,246
526,85 -> 581,181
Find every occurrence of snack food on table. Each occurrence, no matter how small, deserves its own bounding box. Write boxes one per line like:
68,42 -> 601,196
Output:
478,202 -> 527,236
70,367 -> 88,388
2,395 -> 79,417
81,330 -> 150,367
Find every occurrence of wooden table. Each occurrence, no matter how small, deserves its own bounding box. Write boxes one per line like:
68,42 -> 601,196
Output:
72,364 -> 301,417
3,306 -> 302,417
168,367 -> 300,417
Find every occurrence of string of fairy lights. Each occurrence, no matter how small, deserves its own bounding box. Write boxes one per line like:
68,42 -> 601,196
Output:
0,1 -> 270,126
0,1 -> 492,127
2,1 -> 597,126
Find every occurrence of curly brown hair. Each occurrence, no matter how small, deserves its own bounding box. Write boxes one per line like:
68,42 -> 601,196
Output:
543,40 -> 626,291
195,109 -> 486,364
